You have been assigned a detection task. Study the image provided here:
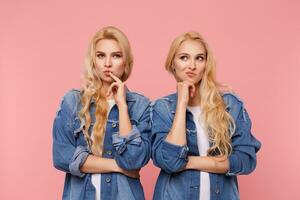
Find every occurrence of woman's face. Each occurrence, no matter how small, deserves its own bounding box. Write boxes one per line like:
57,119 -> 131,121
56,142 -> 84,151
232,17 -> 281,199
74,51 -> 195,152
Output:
172,40 -> 207,85
95,39 -> 125,84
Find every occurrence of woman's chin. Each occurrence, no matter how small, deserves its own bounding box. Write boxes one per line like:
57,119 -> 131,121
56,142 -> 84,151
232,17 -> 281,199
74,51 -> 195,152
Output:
182,77 -> 197,84
101,77 -> 114,84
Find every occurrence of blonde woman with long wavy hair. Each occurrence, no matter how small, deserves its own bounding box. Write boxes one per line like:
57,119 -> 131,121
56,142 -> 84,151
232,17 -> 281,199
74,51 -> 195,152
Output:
53,26 -> 151,200
150,31 -> 261,200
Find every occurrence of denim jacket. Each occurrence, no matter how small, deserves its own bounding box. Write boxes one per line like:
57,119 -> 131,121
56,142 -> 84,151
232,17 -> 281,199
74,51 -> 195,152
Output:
52,89 -> 151,200
150,92 -> 261,200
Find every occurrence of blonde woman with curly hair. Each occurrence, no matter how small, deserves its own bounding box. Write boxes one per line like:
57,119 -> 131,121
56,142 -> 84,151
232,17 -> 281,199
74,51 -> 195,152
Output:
52,26 -> 151,200
150,31 -> 261,200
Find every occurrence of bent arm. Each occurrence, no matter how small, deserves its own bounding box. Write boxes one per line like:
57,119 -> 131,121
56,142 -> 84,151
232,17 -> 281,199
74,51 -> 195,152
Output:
165,101 -> 187,146
118,102 -> 133,136
185,156 -> 229,174
150,101 -> 189,173
185,99 -> 261,175
80,155 -> 120,173
112,101 -> 152,170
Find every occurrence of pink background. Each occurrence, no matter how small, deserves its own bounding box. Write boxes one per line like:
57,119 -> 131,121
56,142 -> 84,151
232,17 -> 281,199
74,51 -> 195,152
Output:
1,0 -> 299,199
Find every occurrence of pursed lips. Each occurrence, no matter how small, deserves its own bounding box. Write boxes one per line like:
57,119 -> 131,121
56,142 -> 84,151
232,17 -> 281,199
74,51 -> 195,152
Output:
103,70 -> 112,76
185,71 -> 196,77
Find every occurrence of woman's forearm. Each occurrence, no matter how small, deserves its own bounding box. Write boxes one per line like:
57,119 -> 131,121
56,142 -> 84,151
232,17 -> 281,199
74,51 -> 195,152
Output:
80,155 -> 120,173
165,102 -> 187,146
118,103 -> 133,136
185,156 -> 229,174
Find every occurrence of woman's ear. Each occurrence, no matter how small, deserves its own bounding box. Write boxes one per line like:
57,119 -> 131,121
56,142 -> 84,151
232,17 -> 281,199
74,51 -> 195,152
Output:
172,66 -> 176,74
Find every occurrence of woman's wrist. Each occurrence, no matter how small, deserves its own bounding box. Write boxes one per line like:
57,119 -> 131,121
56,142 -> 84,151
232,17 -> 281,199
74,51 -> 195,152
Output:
111,159 -> 122,173
185,156 -> 195,170
117,101 -> 128,109
177,98 -> 188,108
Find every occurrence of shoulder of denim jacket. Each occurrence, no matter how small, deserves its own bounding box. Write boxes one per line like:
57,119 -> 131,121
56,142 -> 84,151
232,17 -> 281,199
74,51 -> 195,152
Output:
149,94 -> 176,116
65,89 -> 81,104
151,93 -> 176,106
56,89 -> 80,115
149,96 -> 167,108
127,90 -> 150,104
124,91 -> 150,120
149,98 -> 174,128
221,92 -> 245,121
221,92 -> 244,105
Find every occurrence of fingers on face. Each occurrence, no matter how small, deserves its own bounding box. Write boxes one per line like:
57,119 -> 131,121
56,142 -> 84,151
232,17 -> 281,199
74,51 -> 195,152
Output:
106,82 -> 118,96
185,81 -> 196,97
109,72 -> 122,83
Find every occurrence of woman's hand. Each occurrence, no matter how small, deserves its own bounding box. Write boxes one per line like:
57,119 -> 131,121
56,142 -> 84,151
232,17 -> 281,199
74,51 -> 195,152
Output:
115,164 -> 140,178
106,72 -> 127,106
177,81 -> 196,106
110,159 -> 140,178
106,72 -> 132,136
118,167 -> 140,179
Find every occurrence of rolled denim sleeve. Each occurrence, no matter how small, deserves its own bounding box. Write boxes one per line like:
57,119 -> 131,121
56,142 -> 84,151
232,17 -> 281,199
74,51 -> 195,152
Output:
112,101 -> 152,170
112,125 -> 142,154
150,101 -> 189,174
52,91 -> 90,178
226,104 -> 261,176
69,145 -> 90,177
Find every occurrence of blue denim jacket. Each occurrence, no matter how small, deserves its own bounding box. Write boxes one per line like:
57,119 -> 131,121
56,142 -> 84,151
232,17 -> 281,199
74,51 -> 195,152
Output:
150,92 -> 261,200
52,89 -> 151,200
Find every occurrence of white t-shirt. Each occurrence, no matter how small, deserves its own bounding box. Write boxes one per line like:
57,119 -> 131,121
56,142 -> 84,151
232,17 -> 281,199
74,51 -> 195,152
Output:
91,99 -> 116,200
187,106 -> 210,200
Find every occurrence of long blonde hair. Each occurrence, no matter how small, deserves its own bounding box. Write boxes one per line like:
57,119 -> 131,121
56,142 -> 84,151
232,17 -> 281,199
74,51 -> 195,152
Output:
165,31 -> 235,157
79,26 -> 133,156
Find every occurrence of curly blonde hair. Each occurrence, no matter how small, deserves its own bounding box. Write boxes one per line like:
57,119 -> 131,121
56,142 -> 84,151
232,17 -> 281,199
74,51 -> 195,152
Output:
79,26 -> 133,156
165,31 -> 235,157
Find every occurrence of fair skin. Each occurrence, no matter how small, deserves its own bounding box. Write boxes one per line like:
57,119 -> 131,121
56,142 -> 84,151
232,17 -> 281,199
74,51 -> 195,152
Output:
165,39 -> 229,174
80,39 -> 139,178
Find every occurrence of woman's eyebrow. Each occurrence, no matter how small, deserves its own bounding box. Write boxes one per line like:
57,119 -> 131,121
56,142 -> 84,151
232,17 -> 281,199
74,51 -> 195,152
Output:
95,51 -> 122,54
111,51 -> 123,54
177,52 -> 189,56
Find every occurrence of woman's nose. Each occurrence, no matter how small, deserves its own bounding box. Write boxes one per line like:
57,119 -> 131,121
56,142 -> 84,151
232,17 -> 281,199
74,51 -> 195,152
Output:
105,57 -> 112,67
188,60 -> 196,70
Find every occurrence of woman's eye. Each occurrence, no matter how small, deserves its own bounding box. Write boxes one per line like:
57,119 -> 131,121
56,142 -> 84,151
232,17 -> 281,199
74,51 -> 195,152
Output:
180,56 -> 188,61
96,54 -> 105,58
196,56 -> 205,61
113,54 -> 122,58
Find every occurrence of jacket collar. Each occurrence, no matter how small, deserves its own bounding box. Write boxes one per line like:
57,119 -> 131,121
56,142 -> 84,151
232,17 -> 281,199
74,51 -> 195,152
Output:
162,93 -> 201,117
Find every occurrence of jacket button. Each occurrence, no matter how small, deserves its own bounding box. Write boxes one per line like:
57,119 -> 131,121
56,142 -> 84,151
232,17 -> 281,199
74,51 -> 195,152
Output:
215,189 -> 220,194
112,122 -> 117,128
105,177 -> 111,183
106,150 -> 112,155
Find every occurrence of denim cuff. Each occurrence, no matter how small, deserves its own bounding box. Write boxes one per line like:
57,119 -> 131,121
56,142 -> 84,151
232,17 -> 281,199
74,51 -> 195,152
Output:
69,145 -> 90,178
226,154 -> 241,176
112,125 -> 142,155
162,140 -> 189,160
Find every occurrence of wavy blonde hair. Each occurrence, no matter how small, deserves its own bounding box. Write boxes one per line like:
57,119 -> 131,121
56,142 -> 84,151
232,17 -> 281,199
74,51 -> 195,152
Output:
79,26 -> 133,156
165,31 -> 235,157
